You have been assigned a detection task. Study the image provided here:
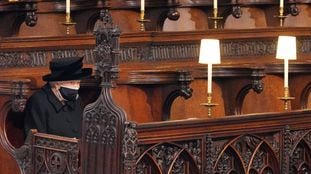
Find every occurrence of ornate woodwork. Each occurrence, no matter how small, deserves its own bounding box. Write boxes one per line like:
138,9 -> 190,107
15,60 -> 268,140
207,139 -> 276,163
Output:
136,110 -> 311,174
1,0 -> 310,36
0,4 -> 311,173
15,130 -> 79,174
0,78 -> 30,149
2,28 -> 311,67
0,78 -> 30,112
80,9 -> 128,174
0,1 -> 37,37
123,121 -> 138,174
1,28 -> 311,118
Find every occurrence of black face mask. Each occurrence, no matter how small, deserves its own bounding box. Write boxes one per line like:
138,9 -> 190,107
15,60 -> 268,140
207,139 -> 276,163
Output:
59,87 -> 79,101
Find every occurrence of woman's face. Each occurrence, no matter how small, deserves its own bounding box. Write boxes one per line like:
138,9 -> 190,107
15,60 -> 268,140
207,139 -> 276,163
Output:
53,80 -> 81,90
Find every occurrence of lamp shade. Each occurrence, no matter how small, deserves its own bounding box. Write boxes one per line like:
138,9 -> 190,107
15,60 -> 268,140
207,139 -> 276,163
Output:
276,36 -> 297,60
199,39 -> 221,64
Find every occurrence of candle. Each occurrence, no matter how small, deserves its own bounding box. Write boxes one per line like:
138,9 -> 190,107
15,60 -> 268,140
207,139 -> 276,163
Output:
207,64 -> 213,93
284,59 -> 288,87
141,0 -> 145,11
280,0 -> 284,8
213,0 -> 217,9
66,0 -> 70,14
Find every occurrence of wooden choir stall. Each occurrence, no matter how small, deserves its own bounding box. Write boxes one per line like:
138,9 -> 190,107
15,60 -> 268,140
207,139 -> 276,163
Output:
0,1 -> 311,174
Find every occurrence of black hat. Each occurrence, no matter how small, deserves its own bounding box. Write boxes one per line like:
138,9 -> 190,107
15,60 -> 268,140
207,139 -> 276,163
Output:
42,57 -> 92,82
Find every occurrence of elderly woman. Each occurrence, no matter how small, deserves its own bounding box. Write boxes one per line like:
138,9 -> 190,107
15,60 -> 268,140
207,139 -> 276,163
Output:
24,57 -> 92,138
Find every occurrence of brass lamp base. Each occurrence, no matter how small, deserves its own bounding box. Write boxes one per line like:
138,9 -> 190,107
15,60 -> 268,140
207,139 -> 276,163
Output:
137,19 -> 150,31
208,8 -> 223,29
278,87 -> 294,111
200,93 -> 218,117
274,7 -> 287,27
62,14 -> 76,34
275,15 -> 286,27
208,16 -> 223,29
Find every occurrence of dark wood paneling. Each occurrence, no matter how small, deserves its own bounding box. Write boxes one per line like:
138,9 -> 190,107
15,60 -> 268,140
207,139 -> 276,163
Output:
134,110 -> 311,174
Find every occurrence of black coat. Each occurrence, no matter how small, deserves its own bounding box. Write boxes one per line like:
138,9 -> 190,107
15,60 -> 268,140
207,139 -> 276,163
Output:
24,83 -> 83,138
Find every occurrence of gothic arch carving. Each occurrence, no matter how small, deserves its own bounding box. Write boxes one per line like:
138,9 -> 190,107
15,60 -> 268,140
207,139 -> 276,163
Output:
214,134 -> 280,174
289,130 -> 311,173
136,142 -> 200,174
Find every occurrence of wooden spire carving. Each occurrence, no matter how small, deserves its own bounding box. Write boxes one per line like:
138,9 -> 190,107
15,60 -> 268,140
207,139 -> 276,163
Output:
80,9 -> 129,174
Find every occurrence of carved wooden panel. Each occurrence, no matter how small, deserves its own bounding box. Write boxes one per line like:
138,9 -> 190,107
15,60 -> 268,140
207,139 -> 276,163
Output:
15,130 -> 79,174
135,110 -> 311,174
2,29 -> 311,68
80,9 -> 127,174
212,133 -> 280,174
136,140 -> 201,174
284,127 -> 311,174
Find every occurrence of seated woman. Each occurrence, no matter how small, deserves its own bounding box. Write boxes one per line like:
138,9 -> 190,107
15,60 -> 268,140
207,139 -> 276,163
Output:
24,57 -> 92,138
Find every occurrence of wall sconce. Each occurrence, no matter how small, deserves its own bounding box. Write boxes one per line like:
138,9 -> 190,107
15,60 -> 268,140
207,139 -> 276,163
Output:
199,39 -> 221,117
276,36 -> 297,110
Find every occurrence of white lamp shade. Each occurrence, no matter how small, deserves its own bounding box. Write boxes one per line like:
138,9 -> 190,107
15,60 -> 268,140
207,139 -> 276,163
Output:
276,36 -> 297,60
199,39 -> 221,64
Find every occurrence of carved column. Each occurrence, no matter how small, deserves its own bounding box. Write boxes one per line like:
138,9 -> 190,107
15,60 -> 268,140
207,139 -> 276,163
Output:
80,9 -> 128,174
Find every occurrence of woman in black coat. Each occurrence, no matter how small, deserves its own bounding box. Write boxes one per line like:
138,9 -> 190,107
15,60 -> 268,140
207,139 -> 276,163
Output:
24,57 -> 92,138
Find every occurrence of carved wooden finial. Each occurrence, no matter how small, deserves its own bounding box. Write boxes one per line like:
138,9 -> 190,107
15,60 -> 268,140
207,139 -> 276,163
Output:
81,9 -> 130,174
93,9 -> 121,87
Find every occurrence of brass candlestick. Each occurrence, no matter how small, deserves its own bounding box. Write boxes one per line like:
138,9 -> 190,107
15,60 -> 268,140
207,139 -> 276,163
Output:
208,8 -> 223,29
200,93 -> 218,117
62,13 -> 76,34
137,10 -> 150,31
276,6 -> 286,27
278,87 -> 294,111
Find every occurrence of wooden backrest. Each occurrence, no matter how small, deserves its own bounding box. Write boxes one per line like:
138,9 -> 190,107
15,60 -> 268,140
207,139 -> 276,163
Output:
14,129 -> 79,174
